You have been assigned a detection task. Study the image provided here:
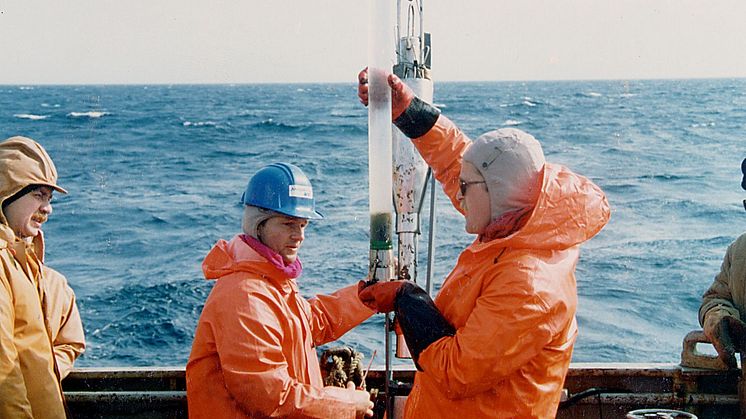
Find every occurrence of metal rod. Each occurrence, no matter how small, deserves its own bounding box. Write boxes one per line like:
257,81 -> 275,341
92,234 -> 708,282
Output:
564,392 -> 739,406
740,352 -> 746,418
360,350 -> 377,385
385,313 -> 393,418
416,167 -> 431,216
425,170 -> 436,296
419,0 -> 424,59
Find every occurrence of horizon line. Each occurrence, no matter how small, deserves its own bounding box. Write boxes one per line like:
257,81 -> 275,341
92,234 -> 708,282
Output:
2,75 -> 746,87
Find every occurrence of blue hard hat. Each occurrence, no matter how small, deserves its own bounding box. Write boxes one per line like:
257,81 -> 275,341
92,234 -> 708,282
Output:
241,163 -> 323,219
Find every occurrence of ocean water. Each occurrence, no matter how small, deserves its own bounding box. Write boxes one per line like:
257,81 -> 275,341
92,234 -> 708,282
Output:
1,79 -> 744,367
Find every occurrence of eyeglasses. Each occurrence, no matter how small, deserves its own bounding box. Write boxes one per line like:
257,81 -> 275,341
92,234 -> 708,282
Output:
459,179 -> 486,195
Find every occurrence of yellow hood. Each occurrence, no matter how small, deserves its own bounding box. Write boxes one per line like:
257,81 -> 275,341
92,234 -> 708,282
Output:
0,136 -> 66,226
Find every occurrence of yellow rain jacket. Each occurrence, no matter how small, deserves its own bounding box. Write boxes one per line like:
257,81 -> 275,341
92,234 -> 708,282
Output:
699,233 -> 746,338
41,266 -> 86,379
402,117 -> 610,418
186,235 -> 374,418
0,136 -> 67,418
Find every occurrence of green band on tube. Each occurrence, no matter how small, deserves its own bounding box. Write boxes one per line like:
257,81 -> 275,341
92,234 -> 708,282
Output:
370,240 -> 393,250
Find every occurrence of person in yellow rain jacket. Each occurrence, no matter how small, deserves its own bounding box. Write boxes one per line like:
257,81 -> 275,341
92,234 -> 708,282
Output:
357,71 -> 610,418
187,162 -> 375,419
0,136 -> 68,418
41,265 -> 86,379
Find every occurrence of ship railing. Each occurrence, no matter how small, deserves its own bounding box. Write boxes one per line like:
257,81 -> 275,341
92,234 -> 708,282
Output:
61,331 -> 742,418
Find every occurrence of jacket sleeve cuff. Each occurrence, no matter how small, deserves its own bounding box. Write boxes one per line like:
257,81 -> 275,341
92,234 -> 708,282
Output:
394,282 -> 455,371
394,97 -> 441,139
700,300 -> 740,327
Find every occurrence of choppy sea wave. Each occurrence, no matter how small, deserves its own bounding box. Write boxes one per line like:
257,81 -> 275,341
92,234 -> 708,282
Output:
14,113 -> 49,120
68,111 -> 109,118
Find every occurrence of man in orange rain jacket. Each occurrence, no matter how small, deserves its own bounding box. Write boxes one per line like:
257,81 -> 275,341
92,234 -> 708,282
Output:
187,162 -> 375,419
358,71 -> 610,418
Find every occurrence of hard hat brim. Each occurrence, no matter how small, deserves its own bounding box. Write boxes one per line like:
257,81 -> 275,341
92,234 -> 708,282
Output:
277,208 -> 324,220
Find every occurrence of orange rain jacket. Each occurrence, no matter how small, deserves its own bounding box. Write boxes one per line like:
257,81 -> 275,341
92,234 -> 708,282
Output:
402,116 -> 610,418
186,235 -> 374,418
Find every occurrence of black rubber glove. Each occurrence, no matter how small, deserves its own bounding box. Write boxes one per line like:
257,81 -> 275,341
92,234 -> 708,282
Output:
393,97 -> 441,139
393,282 -> 455,371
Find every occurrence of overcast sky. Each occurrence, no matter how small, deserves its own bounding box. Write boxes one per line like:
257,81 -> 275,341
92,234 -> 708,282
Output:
1,0 -> 745,84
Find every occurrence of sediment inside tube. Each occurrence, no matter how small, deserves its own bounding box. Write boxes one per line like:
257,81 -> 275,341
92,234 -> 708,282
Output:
370,212 -> 393,249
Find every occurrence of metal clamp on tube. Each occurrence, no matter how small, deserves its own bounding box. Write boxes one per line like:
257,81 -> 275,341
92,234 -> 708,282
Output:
368,247 -> 395,284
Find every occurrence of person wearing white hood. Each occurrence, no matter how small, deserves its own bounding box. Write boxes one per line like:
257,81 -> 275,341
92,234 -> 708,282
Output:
357,70 -> 610,418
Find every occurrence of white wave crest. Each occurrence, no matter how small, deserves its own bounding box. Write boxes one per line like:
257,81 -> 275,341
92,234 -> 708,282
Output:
183,121 -> 216,127
68,111 -> 109,118
329,110 -> 357,118
14,114 -> 48,120
586,92 -> 603,97
503,119 -> 522,126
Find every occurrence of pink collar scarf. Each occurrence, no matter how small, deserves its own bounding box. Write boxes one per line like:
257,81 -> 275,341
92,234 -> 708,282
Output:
480,207 -> 532,242
240,234 -> 303,279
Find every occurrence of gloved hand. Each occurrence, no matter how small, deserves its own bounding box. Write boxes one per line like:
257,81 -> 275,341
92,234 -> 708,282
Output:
394,282 -> 456,369
359,280 -> 455,369
357,280 -> 408,313
357,68 -> 415,120
711,316 -> 746,369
